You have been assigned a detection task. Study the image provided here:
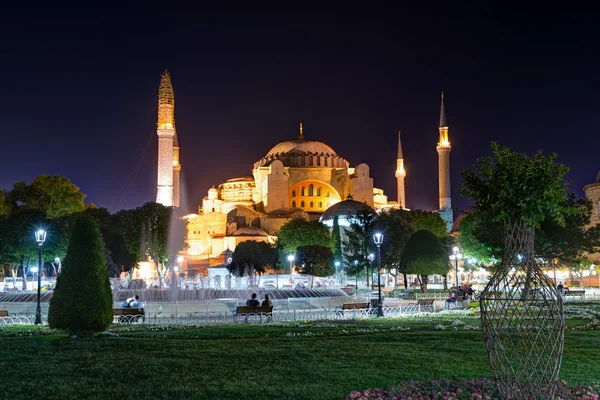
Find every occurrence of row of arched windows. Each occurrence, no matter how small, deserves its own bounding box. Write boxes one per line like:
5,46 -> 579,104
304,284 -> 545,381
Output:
292,184 -> 330,198
291,200 -> 326,209
290,156 -> 335,167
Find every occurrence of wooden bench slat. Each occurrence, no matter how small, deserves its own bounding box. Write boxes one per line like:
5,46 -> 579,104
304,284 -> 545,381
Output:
0,310 -> 9,318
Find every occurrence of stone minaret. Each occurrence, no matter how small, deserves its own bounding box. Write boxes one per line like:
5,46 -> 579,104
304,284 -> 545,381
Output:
395,131 -> 406,209
436,92 -> 453,232
156,70 -> 176,207
172,133 -> 181,207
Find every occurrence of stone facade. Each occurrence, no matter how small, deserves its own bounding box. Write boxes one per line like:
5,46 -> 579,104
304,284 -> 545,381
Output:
182,128 -> 398,275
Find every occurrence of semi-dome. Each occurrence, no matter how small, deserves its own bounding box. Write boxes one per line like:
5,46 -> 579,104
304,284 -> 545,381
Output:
231,227 -> 269,237
320,197 -> 375,226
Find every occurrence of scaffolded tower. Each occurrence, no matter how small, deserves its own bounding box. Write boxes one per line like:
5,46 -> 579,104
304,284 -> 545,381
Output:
156,70 -> 181,207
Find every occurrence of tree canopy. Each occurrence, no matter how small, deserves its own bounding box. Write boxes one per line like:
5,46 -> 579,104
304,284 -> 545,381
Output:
229,240 -> 277,277
8,175 -> 86,218
460,142 -> 570,229
277,219 -> 333,260
296,245 -> 334,277
399,230 -> 449,293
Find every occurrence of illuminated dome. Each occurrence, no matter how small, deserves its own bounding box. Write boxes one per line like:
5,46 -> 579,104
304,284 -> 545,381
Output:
254,129 -> 349,169
266,139 -> 337,157
320,197 -> 375,226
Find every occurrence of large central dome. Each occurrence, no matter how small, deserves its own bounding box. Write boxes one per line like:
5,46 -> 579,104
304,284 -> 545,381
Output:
254,125 -> 349,169
265,138 -> 337,157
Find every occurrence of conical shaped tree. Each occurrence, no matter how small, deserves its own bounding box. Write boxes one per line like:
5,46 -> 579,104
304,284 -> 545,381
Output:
399,230 -> 449,294
48,215 -> 113,334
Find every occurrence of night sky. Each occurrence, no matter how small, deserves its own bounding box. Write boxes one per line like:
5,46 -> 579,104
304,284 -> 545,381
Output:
1,4 -> 598,214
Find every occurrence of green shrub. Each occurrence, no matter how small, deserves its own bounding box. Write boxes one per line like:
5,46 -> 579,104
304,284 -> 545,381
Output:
48,216 -> 113,334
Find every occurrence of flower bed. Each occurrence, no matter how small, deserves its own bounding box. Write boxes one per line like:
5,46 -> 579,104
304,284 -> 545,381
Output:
346,378 -> 600,399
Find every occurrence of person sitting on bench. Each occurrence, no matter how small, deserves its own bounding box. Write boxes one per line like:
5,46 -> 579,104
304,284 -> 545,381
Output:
261,294 -> 272,307
130,295 -> 142,308
246,293 -> 260,306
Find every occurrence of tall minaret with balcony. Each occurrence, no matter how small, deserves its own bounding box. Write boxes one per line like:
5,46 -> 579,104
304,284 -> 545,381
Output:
172,132 -> 181,207
156,70 -> 177,207
436,92 -> 453,231
395,131 -> 407,209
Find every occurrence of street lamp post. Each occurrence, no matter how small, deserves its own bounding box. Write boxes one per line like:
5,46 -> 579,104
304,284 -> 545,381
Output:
334,261 -> 340,285
34,229 -> 46,325
354,260 -> 359,289
373,233 -> 384,317
451,246 -> 463,288
287,254 -> 295,284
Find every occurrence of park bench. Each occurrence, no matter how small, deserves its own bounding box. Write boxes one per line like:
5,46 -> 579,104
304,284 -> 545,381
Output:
234,306 -> 273,323
0,309 -> 14,320
445,295 -> 467,310
113,308 -> 145,323
564,290 -> 586,299
412,298 -> 436,312
335,302 -> 370,317
400,290 -> 415,300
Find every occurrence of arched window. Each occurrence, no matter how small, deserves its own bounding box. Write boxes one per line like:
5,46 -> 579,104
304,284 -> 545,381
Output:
308,184 -> 314,196
316,157 -> 321,166
597,201 -> 600,216
309,156 -> 313,166
301,156 -> 306,166
309,201 -> 314,208
326,191 -> 330,197
316,187 -> 322,196
300,200 -> 305,208
291,190 -> 296,197
291,200 -> 296,208
317,201 -> 322,208
301,186 -> 305,196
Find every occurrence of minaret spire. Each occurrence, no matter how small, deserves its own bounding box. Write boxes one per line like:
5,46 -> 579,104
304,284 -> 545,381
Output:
436,92 -> 453,232
298,122 -> 304,140
439,91 -> 447,128
156,69 -> 178,207
395,131 -> 407,209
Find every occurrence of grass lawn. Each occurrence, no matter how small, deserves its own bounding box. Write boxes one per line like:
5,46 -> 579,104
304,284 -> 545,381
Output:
1,314 -> 599,400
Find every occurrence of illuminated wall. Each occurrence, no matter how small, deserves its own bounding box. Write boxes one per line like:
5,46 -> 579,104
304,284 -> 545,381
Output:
289,180 -> 341,212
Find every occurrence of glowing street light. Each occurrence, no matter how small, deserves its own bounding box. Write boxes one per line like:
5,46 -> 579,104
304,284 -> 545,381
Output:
373,232 -> 384,317
287,254 -> 295,283
367,253 -> 375,288
450,246 -> 463,288
34,229 -> 47,325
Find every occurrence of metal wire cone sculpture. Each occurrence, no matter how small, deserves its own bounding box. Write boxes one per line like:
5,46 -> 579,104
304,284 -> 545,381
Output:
480,220 -> 564,400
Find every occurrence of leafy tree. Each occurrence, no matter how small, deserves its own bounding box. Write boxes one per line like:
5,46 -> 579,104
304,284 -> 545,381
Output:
85,207 -> 136,273
343,207 -> 377,286
277,219 -> 333,267
399,230 -> 449,294
376,209 -> 412,287
405,210 -> 447,238
332,216 -> 344,271
0,209 -> 47,289
115,202 -> 187,287
457,191 -> 600,269
296,245 -> 334,286
228,240 -> 277,285
460,142 -> 569,231
457,212 -> 500,267
48,216 -> 113,335
9,175 -> 86,218
0,188 -> 9,216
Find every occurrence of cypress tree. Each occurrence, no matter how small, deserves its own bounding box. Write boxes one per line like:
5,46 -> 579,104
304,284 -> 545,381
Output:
48,215 -> 113,334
